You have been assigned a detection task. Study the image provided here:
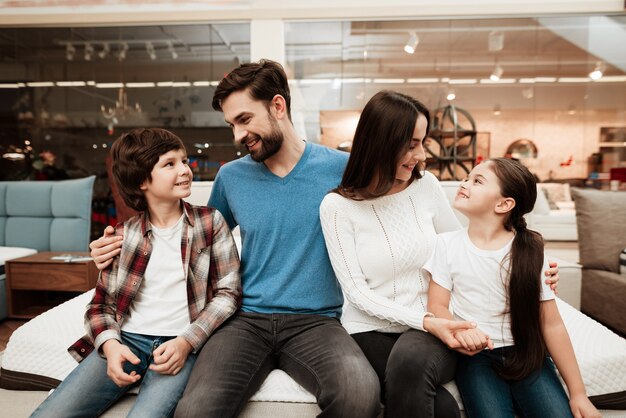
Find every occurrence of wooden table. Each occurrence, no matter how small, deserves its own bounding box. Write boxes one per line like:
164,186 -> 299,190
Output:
5,252 -> 98,319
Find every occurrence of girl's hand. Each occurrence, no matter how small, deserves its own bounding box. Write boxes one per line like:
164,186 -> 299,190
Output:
454,328 -> 494,352
545,261 -> 560,293
150,337 -> 193,375
570,394 -> 601,418
423,317 -> 476,349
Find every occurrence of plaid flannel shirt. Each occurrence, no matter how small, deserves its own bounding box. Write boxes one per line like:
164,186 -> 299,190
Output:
68,201 -> 241,361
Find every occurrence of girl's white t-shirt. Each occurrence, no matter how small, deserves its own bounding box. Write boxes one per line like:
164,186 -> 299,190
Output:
122,214 -> 191,336
423,228 -> 554,348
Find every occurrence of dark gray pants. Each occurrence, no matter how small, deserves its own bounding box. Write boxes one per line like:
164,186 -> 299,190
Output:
175,312 -> 381,418
353,329 -> 460,418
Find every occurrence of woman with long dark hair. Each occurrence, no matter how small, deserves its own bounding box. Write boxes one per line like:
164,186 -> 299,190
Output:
319,91 -> 560,417
426,158 -> 599,417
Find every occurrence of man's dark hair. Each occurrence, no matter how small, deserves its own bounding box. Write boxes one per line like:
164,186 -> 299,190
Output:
212,59 -> 292,120
110,128 -> 185,212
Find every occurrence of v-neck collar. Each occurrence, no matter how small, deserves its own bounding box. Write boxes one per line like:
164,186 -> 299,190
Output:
258,141 -> 312,185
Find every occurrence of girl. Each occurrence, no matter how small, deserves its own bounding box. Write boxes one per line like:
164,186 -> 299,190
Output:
425,158 -> 600,418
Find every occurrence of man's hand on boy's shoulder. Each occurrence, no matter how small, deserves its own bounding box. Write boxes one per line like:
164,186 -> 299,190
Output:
90,225 -> 124,270
102,339 -> 141,387
149,337 -> 193,376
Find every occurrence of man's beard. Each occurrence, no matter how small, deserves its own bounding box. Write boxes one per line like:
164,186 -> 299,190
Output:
248,118 -> 284,162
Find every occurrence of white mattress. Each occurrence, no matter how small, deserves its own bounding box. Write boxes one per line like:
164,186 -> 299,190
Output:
0,246 -> 38,266
2,292 -> 625,406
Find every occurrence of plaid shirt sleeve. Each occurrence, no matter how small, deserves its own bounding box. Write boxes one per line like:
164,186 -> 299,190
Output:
181,208 -> 241,351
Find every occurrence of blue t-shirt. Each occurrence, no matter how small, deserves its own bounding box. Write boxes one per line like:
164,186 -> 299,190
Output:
209,142 -> 348,317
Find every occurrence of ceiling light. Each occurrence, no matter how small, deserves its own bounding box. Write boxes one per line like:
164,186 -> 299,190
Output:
66,43 -> 76,61
98,42 -> 110,59
168,41 -> 178,60
446,90 -> 456,101
404,32 -> 419,54
589,61 -> 605,81
490,63 -> 503,81
488,31 -> 504,52
568,104 -> 576,115
84,43 -> 94,61
406,78 -> 439,84
146,42 -> 156,60
117,42 -> 129,62
522,87 -> 534,99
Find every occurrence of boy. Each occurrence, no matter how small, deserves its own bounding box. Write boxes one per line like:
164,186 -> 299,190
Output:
31,128 -> 241,418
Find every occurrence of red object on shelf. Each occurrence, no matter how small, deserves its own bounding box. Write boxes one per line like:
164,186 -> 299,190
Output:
610,167 -> 626,182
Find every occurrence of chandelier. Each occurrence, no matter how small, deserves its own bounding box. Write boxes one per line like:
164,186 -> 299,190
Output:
100,87 -> 142,125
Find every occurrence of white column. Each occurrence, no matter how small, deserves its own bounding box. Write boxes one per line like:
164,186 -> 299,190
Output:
250,19 -> 285,65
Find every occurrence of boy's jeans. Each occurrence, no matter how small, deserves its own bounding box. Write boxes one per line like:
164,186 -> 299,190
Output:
30,331 -> 197,418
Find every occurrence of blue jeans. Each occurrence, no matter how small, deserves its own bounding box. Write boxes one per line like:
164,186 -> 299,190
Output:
30,331 -> 197,418
174,312 -> 381,418
456,347 -> 573,418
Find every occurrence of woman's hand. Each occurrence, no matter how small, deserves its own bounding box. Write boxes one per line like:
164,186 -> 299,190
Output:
90,225 -> 123,270
569,394 -> 601,418
423,317 -> 476,349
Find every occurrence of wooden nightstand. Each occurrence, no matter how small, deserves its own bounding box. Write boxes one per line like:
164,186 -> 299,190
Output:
5,252 -> 98,319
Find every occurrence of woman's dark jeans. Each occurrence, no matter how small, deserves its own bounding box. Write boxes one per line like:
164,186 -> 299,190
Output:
353,329 -> 460,418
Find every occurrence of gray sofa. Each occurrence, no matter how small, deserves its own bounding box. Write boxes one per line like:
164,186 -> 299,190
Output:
572,188 -> 626,335
0,176 -> 95,321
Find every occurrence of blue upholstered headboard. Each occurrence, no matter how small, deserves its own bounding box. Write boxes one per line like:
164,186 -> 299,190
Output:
0,176 -> 95,252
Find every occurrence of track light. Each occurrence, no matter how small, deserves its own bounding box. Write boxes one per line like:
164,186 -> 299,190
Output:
117,42 -> 129,62
490,63 -> 503,81
98,42 -> 110,59
488,31 -> 504,52
589,62 -> 605,81
84,43 -> 94,61
168,41 -> 178,60
66,43 -> 76,61
404,32 -> 419,54
146,42 -> 156,60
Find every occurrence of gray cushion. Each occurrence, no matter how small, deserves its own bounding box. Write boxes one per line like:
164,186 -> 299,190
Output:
572,188 -> 626,273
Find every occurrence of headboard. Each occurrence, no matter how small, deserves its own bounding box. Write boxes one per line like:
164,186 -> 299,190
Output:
0,176 -> 95,252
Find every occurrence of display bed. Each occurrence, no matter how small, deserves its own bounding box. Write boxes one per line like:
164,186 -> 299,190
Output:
0,291 -> 624,417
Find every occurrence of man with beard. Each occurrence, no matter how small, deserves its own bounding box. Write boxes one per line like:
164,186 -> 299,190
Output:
90,59 -> 381,418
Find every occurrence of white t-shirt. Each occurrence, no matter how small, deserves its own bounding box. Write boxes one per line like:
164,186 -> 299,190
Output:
320,172 -> 462,334
423,228 -> 554,348
122,214 -> 191,336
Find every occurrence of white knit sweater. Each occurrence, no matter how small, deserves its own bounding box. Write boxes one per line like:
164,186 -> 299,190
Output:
320,172 -> 461,334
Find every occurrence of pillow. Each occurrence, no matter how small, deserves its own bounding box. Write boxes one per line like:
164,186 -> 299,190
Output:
539,183 -> 572,202
543,189 -> 559,210
621,248 -> 626,277
571,188 -> 626,273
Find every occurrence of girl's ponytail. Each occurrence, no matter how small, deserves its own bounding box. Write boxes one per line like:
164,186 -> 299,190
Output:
490,158 -> 547,381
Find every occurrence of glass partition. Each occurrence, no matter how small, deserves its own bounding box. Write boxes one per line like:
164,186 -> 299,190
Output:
285,16 -> 626,183
0,23 -> 250,182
